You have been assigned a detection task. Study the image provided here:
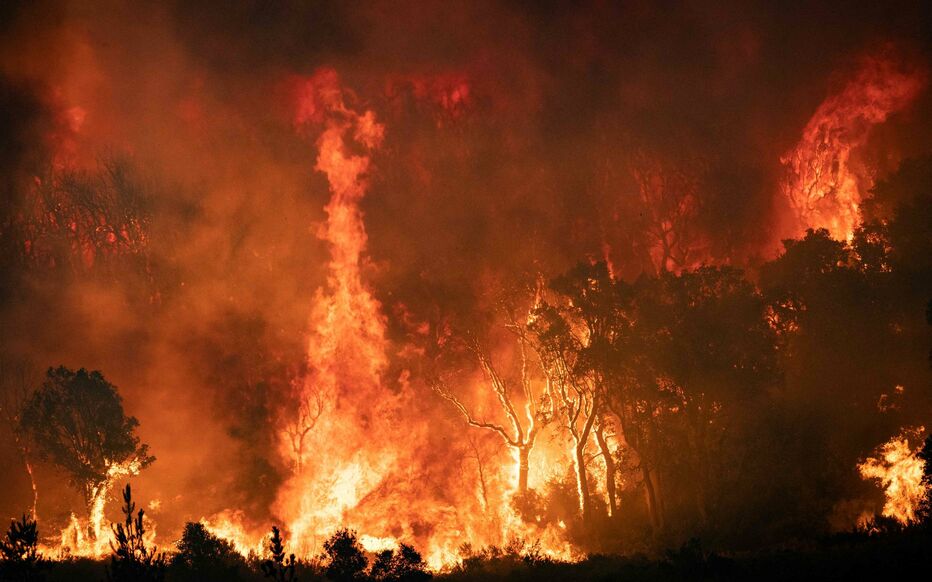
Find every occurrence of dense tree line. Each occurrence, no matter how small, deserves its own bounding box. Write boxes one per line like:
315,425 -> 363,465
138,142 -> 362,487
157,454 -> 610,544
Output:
430,156 -> 932,549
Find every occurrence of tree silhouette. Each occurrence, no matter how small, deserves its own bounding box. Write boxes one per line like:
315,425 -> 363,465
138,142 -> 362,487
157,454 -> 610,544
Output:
13,158 -> 153,275
284,384 -> 323,475
107,484 -> 165,582
0,359 -> 40,518
323,528 -> 367,582
260,526 -> 296,582
370,543 -> 431,582
171,522 -> 247,581
630,152 -> 707,273
0,513 -> 46,581
543,261 -> 630,520
529,262 -> 628,523
637,267 -> 776,523
20,367 -> 154,518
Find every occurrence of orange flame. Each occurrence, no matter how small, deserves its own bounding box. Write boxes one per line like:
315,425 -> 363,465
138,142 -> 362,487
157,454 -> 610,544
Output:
44,459 -> 145,558
858,428 -> 929,525
780,50 -> 925,240
274,68 -> 399,555
200,510 -> 269,558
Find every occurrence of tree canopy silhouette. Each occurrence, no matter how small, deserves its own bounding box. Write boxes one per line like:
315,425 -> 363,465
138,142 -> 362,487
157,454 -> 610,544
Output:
323,528 -> 367,582
19,367 -> 154,508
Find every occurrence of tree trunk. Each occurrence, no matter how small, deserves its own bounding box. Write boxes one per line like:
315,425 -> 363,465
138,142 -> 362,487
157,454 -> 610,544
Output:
517,445 -> 530,495
642,464 -> 661,533
25,456 -> 37,519
12,433 -> 38,518
471,443 -> 489,513
686,405 -> 709,525
574,442 -> 591,522
595,425 -> 617,518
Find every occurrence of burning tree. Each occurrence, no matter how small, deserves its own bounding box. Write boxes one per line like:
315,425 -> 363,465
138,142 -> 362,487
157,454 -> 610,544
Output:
527,269 -> 618,523
529,262 -> 629,522
859,429 -> 930,525
430,300 -> 554,497
20,367 -> 154,552
521,262 -> 668,530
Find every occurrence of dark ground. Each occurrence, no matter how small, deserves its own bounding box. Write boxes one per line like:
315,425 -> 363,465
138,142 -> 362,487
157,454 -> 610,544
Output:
26,526 -> 932,582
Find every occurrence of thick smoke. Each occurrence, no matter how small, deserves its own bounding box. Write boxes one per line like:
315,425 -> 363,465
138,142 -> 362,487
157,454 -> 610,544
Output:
0,0 -> 930,556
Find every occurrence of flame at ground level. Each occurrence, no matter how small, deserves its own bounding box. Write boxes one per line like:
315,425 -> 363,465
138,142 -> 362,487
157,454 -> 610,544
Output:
38,459 -> 146,559
859,428 -> 929,525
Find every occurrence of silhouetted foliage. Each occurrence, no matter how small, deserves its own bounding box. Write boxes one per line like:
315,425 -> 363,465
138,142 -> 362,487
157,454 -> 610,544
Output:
0,513 -> 46,581
370,543 -> 431,582
260,526 -> 297,582
170,522 -> 247,581
107,484 -> 166,582
662,538 -> 732,578
453,538 -> 552,577
20,367 -> 154,507
323,529 -> 367,582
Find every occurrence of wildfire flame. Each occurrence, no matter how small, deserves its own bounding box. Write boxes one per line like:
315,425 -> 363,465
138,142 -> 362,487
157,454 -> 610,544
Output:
274,67 -> 401,556
48,458 -> 146,558
193,70 -> 580,570
200,510 -> 268,558
780,49 -> 925,240
858,428 -> 929,525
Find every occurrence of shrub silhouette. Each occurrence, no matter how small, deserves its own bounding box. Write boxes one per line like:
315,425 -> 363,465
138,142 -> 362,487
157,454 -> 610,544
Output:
107,484 -> 166,582
170,522 -> 247,581
260,526 -> 297,581
454,537 -> 548,574
323,528 -> 367,582
0,513 -> 47,581
370,543 -> 431,582
663,538 -> 732,578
